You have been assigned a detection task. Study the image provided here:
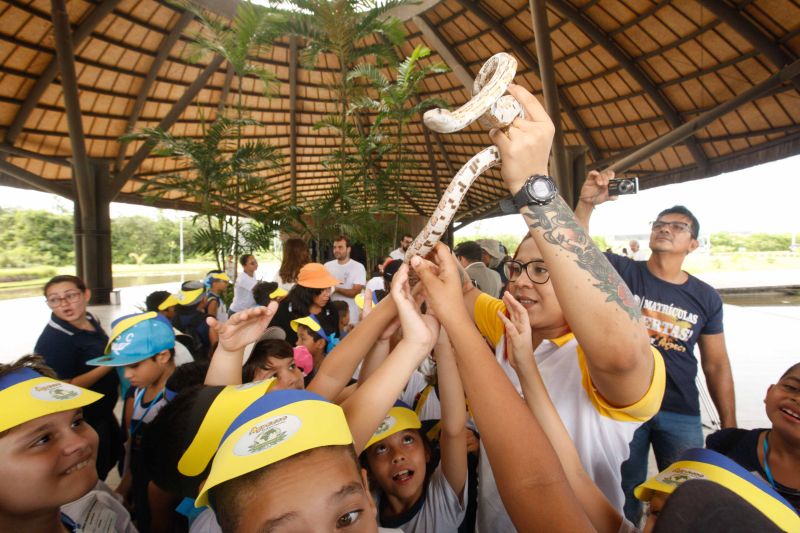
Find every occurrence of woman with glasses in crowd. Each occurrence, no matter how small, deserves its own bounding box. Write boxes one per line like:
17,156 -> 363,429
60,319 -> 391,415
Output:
33,275 -> 122,480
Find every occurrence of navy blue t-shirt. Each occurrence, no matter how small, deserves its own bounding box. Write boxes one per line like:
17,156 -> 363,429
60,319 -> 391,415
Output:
34,313 -> 119,418
707,428 -> 800,512
606,254 -> 723,415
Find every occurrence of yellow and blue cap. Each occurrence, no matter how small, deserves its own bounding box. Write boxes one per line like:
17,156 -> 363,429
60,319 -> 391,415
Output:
207,272 -> 231,283
157,293 -> 180,311
290,313 -> 325,335
176,281 -> 205,307
364,401 -> 421,450
635,448 -> 800,531
355,290 -> 379,310
88,312 -> 175,367
0,367 -> 102,432
196,389 -> 353,508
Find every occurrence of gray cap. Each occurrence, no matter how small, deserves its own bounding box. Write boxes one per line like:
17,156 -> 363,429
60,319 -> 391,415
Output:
476,239 -> 504,260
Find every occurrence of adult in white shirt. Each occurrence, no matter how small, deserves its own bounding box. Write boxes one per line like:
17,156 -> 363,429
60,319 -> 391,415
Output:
324,235 -> 366,326
629,239 -> 649,260
229,254 -> 259,312
389,233 -> 413,260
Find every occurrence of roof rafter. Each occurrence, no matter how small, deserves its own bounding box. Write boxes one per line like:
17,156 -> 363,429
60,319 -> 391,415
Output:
547,0 -> 709,170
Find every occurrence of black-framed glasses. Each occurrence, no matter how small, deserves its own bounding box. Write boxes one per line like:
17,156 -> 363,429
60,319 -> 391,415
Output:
650,220 -> 692,234
503,259 -> 550,284
46,290 -> 83,308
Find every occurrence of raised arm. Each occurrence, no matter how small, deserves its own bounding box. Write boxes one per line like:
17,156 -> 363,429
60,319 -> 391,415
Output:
204,303 -> 279,386
490,84 -> 654,407
341,264 -> 439,454
433,326 -> 468,500
573,169 -> 615,233
412,246 -> 594,533
499,292 -> 622,533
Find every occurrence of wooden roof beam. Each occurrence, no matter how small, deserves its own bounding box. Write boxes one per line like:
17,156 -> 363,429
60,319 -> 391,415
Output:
51,0 -> 96,212
110,55 -> 226,198
115,10 -> 194,173
607,58 -> 800,174
547,0 -> 709,171
4,0 -> 124,147
699,0 -> 800,92
0,143 -> 71,167
453,0 -> 602,162
0,160 -> 74,199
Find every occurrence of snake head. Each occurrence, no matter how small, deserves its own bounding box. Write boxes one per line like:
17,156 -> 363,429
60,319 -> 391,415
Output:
423,52 -> 522,134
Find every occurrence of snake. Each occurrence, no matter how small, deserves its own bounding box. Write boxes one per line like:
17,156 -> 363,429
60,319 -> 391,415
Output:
405,52 -> 523,261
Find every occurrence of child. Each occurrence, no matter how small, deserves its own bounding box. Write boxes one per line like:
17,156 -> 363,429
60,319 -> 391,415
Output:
251,281 -> 287,306
205,271 -> 231,324
331,300 -> 352,336
194,390 -> 377,532
241,338 -> 305,390
0,355 -> 134,532
706,362 -> 800,512
88,312 -> 177,532
360,323 -> 468,532
291,313 -> 338,383
145,289 -> 195,365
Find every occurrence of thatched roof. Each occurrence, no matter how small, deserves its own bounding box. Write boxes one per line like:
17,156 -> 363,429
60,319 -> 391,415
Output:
0,0 -> 798,223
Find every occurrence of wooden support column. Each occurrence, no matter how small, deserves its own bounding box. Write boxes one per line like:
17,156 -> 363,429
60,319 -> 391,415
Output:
289,36 -> 299,205
93,162 -> 113,304
529,0 -> 571,203
51,0 -> 100,298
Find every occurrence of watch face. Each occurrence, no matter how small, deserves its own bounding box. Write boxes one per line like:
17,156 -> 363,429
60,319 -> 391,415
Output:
527,176 -> 556,203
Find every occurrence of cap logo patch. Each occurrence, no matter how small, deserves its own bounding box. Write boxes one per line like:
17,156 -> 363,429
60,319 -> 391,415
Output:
234,415 -> 301,456
112,332 -> 135,355
375,415 -> 396,436
656,467 -> 704,487
30,382 -> 82,401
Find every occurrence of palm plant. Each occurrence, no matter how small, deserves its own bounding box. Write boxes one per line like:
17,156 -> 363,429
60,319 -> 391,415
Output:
122,116 -> 284,269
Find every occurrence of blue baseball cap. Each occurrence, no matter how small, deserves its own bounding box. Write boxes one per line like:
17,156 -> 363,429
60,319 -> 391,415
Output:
87,312 -> 175,367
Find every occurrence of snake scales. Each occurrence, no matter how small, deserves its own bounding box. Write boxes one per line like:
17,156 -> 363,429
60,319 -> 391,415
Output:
405,52 -> 523,261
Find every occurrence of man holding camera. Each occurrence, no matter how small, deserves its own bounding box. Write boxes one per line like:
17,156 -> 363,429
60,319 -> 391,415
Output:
575,169 -> 737,525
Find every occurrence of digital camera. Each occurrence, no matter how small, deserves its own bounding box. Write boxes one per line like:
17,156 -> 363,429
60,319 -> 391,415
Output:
607,177 -> 639,196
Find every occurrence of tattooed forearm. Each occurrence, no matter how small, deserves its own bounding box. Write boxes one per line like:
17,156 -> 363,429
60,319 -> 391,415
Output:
523,196 -> 641,321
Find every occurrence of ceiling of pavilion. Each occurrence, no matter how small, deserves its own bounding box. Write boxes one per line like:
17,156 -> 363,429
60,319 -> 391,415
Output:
0,0 -> 798,223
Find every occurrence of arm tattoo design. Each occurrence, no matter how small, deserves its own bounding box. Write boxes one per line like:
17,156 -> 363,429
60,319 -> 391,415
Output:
523,197 -> 641,321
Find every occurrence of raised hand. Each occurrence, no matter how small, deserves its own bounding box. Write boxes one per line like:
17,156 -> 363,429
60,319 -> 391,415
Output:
391,262 -> 439,353
209,302 -> 279,353
579,169 -> 616,208
409,242 -> 466,321
497,292 -> 535,373
489,84 -> 555,194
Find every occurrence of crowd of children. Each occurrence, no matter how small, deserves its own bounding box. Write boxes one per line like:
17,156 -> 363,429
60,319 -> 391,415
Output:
3,84 -> 799,533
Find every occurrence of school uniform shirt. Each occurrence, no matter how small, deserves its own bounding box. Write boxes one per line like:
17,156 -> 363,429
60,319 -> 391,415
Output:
325,258 -> 367,326
400,371 -> 441,423
206,292 -> 228,324
366,275 -> 385,294
376,463 -> 468,533
472,294 -> 665,530
230,271 -> 258,312
61,488 -> 136,532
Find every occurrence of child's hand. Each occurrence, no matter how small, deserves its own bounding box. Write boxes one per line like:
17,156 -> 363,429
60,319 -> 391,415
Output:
392,263 -> 439,353
497,292 -> 535,373
209,302 -> 279,353
410,242 -> 466,321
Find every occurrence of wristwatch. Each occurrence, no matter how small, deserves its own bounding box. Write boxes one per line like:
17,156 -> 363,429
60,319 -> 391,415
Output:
499,174 -> 558,213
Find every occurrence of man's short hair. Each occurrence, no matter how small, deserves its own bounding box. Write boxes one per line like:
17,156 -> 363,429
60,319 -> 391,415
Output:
334,235 -> 351,247
657,205 -> 699,239
454,241 -> 483,263
401,234 -> 413,242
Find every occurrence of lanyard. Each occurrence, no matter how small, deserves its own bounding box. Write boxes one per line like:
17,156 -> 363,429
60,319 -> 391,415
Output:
763,430 -> 778,489
60,513 -> 81,532
130,388 -> 164,437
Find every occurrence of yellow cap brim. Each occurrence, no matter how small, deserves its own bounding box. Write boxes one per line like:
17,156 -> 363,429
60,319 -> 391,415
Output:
364,405 -> 421,450
0,376 -> 103,432
196,398 -> 352,507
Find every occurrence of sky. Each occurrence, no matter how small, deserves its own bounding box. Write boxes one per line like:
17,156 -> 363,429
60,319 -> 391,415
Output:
0,153 -> 798,240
